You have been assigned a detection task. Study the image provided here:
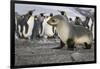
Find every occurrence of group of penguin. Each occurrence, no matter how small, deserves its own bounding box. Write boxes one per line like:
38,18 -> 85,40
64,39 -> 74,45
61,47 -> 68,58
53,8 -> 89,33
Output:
15,10 -> 56,40
15,10 -> 94,50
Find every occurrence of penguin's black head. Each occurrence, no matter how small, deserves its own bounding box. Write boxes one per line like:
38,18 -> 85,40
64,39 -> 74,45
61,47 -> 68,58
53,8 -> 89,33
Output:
40,13 -> 44,16
76,16 -> 79,19
86,16 -> 90,19
69,18 -> 72,21
61,11 -> 65,15
34,15 -> 37,18
28,11 -> 33,15
50,13 -> 53,17
34,15 -> 38,20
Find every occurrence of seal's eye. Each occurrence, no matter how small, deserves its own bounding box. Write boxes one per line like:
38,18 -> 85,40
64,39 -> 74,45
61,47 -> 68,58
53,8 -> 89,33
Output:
52,19 -> 56,22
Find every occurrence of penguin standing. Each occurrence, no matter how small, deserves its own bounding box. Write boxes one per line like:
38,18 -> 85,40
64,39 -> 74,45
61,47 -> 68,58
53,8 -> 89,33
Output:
41,13 -> 55,39
69,18 -> 74,25
17,10 -> 35,39
74,16 -> 83,25
15,13 -> 19,39
58,10 -> 68,20
37,13 -> 45,37
82,16 -> 90,29
15,12 -> 23,38
30,15 -> 40,39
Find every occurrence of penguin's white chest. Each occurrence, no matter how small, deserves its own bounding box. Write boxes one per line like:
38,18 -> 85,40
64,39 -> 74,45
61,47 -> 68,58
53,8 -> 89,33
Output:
88,18 -> 92,30
43,17 -> 54,37
23,16 -> 34,37
44,23 -> 54,36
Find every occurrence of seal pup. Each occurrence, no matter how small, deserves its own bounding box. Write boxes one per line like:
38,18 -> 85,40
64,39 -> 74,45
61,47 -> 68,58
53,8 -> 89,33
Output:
47,15 -> 93,50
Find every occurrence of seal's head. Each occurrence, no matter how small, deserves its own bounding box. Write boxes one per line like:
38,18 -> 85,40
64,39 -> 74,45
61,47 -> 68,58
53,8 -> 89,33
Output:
47,15 -> 65,26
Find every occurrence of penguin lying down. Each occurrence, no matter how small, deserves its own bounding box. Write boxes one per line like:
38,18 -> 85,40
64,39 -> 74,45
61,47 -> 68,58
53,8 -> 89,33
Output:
47,15 -> 93,50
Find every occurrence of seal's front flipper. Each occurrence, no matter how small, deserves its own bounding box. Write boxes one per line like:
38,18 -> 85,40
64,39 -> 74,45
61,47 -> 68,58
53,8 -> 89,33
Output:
53,40 -> 65,49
